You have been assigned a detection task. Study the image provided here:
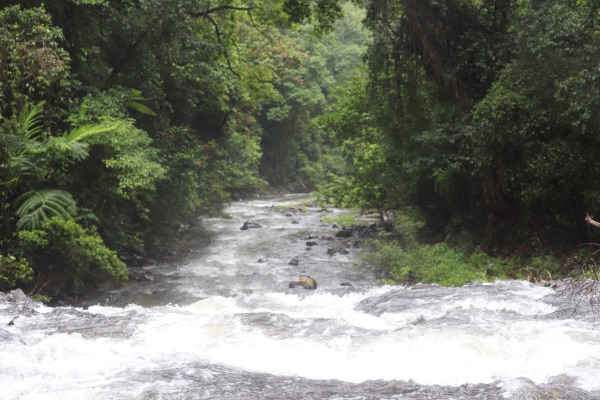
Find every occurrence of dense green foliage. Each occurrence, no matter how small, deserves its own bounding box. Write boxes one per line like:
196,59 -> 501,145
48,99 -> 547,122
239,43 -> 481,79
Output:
17,217 -> 127,298
319,0 -> 600,267
0,0 -> 367,300
3,0 -> 600,296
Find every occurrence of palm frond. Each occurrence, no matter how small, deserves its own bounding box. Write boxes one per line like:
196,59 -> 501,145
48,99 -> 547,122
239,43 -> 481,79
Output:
15,189 -> 78,231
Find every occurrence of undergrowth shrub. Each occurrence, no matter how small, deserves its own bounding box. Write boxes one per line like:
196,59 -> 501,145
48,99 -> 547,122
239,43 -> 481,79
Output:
0,254 -> 33,292
360,211 -> 512,286
17,217 -> 127,299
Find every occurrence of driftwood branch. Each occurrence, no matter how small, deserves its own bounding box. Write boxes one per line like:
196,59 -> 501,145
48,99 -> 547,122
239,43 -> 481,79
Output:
586,213 -> 600,228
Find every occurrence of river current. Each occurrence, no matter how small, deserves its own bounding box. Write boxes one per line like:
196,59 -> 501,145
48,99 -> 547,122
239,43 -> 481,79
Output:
1,194 -> 600,399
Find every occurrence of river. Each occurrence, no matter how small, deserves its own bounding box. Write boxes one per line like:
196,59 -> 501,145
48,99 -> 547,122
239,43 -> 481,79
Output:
1,194 -> 600,399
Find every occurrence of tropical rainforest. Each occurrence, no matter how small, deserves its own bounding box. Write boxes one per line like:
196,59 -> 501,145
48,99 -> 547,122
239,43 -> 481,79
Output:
1,0 -> 600,301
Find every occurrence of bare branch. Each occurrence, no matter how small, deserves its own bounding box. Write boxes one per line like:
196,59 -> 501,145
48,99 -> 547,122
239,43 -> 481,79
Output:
585,213 -> 600,228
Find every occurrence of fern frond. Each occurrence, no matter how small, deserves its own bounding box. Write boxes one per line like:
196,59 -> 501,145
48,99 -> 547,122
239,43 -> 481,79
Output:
47,137 -> 90,162
10,156 -> 38,178
125,101 -> 157,116
0,102 -> 45,158
1,130 -> 26,155
15,189 -> 78,231
17,102 -> 45,140
124,88 -> 156,116
63,123 -> 116,143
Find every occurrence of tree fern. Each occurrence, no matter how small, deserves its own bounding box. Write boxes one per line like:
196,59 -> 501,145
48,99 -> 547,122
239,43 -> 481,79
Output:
15,189 -> 78,231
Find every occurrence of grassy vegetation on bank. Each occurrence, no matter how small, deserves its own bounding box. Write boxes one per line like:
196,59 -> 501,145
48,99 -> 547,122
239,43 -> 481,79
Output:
351,209 -> 584,287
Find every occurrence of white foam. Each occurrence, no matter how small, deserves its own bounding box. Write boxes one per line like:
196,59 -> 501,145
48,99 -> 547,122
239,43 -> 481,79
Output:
2,283 -> 600,399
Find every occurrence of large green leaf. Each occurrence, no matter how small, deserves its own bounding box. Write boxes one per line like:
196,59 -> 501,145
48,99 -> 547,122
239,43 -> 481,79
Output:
15,190 -> 78,231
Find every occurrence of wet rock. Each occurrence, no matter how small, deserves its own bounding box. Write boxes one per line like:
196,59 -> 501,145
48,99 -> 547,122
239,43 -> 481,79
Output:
288,275 -> 317,290
291,220 -> 299,224
306,241 -> 318,247
340,282 -> 353,287
335,223 -> 381,239
241,221 -> 262,230
6,289 -> 31,305
288,257 -> 300,266
327,247 -> 349,256
335,228 -> 353,238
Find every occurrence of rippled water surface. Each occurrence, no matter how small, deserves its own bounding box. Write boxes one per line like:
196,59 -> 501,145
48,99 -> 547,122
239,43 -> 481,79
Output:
1,194 -> 600,400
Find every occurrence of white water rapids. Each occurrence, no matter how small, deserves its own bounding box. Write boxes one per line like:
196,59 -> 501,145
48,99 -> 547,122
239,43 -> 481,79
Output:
1,194 -> 600,399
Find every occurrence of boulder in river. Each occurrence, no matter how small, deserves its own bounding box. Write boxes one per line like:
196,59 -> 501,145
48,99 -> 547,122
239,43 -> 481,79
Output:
288,275 -> 317,290
241,221 -> 262,230
3,289 -> 31,305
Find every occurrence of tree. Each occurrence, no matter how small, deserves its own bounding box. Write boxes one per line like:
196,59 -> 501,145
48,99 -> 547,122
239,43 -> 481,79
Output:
469,1 -> 600,243
329,0 -> 600,253
0,5 -> 73,118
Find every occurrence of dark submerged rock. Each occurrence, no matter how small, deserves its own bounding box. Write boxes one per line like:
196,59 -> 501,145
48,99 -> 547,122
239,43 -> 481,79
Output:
288,257 -> 300,266
241,221 -> 262,230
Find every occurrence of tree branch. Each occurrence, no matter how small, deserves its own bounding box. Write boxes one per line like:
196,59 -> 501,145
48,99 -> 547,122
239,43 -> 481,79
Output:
187,5 -> 253,19
204,14 -> 239,77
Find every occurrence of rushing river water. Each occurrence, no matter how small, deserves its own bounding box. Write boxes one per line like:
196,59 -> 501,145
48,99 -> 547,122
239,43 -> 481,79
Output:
1,194 -> 600,400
